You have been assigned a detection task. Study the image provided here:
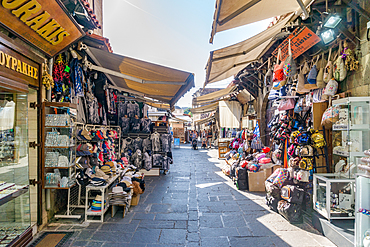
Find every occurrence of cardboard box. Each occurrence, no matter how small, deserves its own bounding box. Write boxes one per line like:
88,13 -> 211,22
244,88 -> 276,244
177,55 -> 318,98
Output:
248,169 -> 272,192
131,194 -> 140,206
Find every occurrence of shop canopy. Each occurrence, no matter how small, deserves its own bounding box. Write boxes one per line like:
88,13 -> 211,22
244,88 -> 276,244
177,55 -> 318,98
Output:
83,46 -> 194,106
193,86 -> 238,105
205,14 -> 293,86
209,0 -> 312,43
190,102 -> 219,114
194,115 -> 215,125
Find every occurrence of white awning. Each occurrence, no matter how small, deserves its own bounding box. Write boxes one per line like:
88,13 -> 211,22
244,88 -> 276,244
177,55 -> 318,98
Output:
209,0 -> 313,43
193,86 -> 238,105
194,115 -> 215,125
83,46 -> 194,106
205,14 -> 293,85
190,102 -> 219,114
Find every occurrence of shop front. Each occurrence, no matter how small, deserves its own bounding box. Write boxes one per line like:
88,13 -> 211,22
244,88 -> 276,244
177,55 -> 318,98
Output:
0,0 -> 85,244
0,30 -> 42,247
205,0 -> 370,246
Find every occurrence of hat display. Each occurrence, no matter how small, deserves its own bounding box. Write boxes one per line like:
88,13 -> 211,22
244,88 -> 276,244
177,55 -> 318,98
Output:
81,129 -> 92,141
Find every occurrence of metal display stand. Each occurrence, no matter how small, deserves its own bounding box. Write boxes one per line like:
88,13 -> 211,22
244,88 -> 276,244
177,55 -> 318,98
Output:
55,183 -> 85,219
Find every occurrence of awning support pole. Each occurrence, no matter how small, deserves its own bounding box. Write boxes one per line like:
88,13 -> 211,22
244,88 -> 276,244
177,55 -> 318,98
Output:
296,0 -> 309,20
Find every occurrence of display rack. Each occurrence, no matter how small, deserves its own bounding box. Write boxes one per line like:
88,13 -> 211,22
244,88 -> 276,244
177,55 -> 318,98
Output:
85,174 -> 120,222
41,102 -> 77,189
332,97 -> 370,178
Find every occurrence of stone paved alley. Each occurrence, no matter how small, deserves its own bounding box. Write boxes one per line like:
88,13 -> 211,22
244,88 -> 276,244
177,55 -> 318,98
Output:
45,145 -> 336,247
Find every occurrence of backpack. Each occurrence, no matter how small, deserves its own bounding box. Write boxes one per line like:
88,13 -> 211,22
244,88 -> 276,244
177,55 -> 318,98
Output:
281,185 -> 305,204
277,200 -> 303,223
265,180 -> 280,198
266,194 -> 279,212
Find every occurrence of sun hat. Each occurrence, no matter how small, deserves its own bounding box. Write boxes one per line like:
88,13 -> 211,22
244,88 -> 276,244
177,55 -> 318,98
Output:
81,129 -> 92,140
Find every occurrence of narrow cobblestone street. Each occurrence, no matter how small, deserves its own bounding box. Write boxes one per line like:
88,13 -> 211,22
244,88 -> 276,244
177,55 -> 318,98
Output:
53,145 -> 336,247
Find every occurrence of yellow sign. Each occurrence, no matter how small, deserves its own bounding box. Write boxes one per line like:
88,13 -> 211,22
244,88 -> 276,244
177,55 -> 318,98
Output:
0,50 -> 38,79
0,0 -> 84,56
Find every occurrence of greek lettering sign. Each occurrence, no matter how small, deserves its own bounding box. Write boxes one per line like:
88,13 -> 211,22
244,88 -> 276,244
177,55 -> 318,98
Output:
272,27 -> 321,61
0,43 -> 40,87
0,0 -> 84,57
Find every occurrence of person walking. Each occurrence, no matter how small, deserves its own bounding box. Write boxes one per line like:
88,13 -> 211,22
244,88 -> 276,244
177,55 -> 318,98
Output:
207,129 -> 213,148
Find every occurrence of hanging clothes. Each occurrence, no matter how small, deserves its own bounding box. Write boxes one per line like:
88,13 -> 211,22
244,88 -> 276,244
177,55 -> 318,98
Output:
151,132 -> 161,152
69,58 -> 84,97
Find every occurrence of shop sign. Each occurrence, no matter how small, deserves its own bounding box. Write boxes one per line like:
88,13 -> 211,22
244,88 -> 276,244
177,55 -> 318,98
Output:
0,0 -> 84,57
0,43 -> 40,87
272,27 -> 321,61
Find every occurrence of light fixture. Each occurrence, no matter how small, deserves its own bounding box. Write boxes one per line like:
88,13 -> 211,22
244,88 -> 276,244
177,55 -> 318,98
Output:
323,14 -> 342,29
320,29 -> 336,44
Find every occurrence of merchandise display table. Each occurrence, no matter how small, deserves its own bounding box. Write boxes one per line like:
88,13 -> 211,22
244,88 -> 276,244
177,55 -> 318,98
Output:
85,174 -> 120,222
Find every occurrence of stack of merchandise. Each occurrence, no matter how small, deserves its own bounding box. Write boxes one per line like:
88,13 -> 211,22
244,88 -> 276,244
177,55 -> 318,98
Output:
90,195 -> 106,212
109,186 -> 131,206
264,111 -> 327,223
265,169 -> 305,223
222,145 -> 274,190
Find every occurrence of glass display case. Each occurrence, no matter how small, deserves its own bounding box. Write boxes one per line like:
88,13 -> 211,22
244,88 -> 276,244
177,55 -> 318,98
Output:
355,174 -> 370,247
332,97 -> 370,178
313,174 -> 355,220
42,102 -> 77,189
0,92 -> 30,246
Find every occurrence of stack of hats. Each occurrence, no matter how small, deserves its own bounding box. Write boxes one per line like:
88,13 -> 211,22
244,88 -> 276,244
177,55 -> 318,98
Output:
100,164 -> 113,175
91,195 -> 106,212
109,186 -> 131,205
89,167 -> 109,186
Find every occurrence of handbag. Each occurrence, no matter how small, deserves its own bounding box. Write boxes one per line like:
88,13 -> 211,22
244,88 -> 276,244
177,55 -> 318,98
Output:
265,180 -> 280,198
268,87 -> 279,101
312,88 -> 325,103
278,200 -> 303,223
323,48 -> 333,83
333,41 -> 347,82
264,57 -> 273,86
297,63 -> 311,94
272,48 -> 286,89
283,39 -> 297,77
299,157 -> 313,170
323,78 -> 338,96
278,98 -> 295,111
281,185 -> 305,204
305,57 -> 319,89
316,53 -> 326,88
272,168 -> 289,188
321,104 -> 340,128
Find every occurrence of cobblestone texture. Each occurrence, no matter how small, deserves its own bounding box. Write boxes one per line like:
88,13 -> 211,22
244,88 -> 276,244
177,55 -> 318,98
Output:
39,145 -> 336,246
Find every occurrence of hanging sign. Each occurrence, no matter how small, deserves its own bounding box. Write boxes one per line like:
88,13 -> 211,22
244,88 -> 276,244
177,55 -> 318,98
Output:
272,27 -> 321,61
0,43 -> 40,87
0,0 -> 85,57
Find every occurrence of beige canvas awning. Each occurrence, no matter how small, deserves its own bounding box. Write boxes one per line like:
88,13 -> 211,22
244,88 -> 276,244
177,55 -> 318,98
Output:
205,14 -> 293,85
193,86 -> 238,105
194,115 -> 215,125
190,102 -> 219,114
209,0 -> 313,43
83,46 -> 194,106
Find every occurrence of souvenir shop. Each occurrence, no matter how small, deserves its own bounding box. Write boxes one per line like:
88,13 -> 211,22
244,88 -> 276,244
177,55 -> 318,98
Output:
39,38 -> 194,224
0,0 -> 90,245
208,2 -> 370,246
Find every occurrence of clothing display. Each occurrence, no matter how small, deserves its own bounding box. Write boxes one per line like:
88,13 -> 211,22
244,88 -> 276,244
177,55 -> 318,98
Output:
143,152 -> 152,171
140,118 -> 151,133
133,137 -> 143,152
151,132 -> 161,152
163,156 -> 172,171
142,137 -> 152,153
153,154 -> 163,167
161,134 -> 172,153
120,117 -> 130,133
127,101 -> 139,118
130,117 -> 141,132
